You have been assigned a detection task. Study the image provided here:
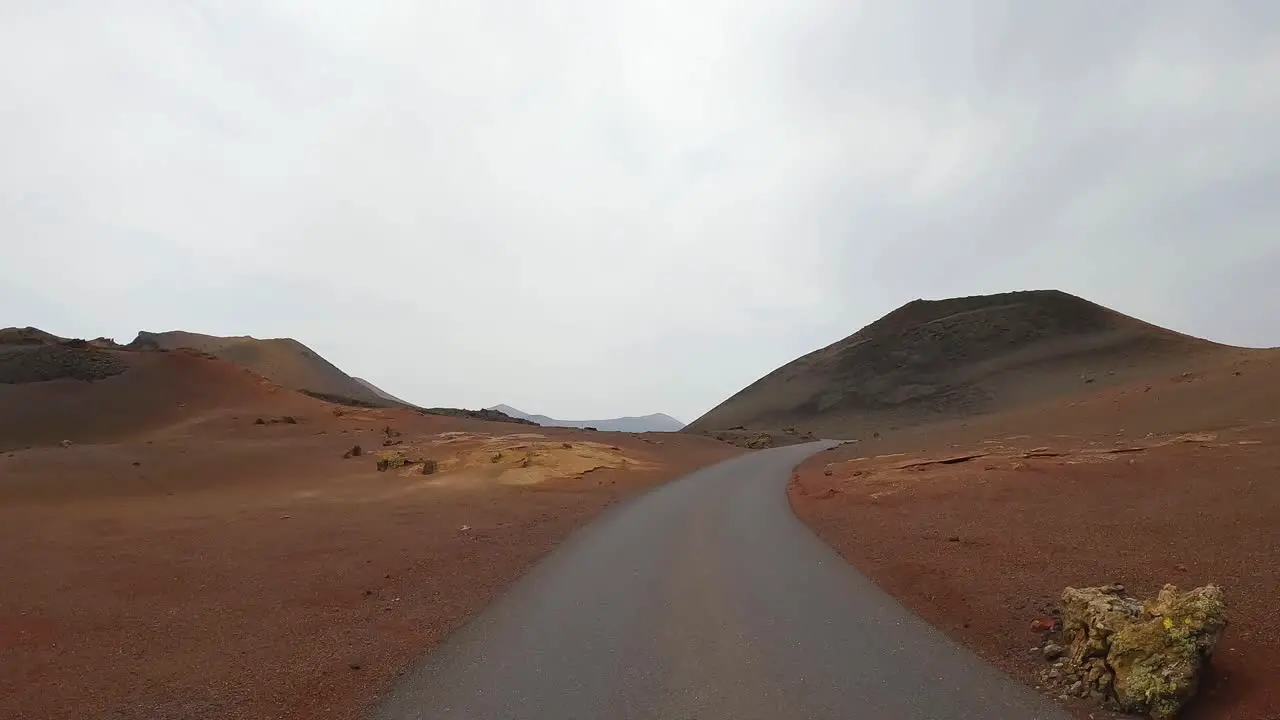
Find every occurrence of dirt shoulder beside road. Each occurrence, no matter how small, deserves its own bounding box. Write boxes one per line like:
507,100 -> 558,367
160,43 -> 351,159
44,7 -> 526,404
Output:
790,352 -> 1280,719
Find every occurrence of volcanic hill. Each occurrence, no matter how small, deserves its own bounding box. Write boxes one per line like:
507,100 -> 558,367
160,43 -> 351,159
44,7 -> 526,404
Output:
130,330 -> 389,406
684,290 -> 1236,439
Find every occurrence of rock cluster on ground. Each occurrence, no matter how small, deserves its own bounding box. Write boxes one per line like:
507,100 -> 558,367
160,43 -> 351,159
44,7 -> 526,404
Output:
1032,583 -> 1227,719
375,451 -> 436,474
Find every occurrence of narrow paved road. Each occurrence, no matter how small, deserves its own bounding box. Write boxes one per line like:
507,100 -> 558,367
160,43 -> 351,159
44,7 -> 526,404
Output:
374,441 -> 1069,719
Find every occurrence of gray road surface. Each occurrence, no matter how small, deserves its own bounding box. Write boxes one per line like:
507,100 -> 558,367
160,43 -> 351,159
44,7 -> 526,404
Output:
373,441 -> 1069,720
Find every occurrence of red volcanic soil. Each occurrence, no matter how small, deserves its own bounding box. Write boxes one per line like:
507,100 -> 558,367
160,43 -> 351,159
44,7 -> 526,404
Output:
0,350 -> 740,720
790,349 -> 1280,719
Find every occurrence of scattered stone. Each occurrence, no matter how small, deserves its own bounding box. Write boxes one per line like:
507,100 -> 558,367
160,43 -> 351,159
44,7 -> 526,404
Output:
459,525 -> 471,532
282,415 -> 297,424
132,461 -> 141,467
254,418 -> 266,425
1175,563 -> 1188,572
947,535 -> 961,543
420,459 -> 438,475
1030,617 -> 1059,633
562,442 -> 573,449
1042,643 -> 1064,660
59,439 -> 72,448
823,468 -> 834,476
1047,668 -> 1060,679
348,663 -> 362,671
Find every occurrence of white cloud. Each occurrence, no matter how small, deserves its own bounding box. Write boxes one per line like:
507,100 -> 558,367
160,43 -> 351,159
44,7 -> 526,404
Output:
2,0 -> 1277,421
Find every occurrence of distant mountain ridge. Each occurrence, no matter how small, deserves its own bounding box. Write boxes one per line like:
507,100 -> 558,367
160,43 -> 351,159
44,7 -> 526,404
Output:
488,404 -> 685,432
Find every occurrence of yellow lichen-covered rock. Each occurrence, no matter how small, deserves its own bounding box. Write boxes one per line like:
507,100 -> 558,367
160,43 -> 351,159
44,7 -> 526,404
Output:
1108,585 -> 1227,719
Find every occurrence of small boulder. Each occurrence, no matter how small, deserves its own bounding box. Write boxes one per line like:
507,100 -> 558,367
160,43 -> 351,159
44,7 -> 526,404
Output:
1058,583 -> 1227,719
376,453 -> 407,472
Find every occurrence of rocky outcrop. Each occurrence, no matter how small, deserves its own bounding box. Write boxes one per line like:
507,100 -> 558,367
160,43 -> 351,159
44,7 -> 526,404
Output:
1044,583 -> 1227,719
0,344 -> 129,384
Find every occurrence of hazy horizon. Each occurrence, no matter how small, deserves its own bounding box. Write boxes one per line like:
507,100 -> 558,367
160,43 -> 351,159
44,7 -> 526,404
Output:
3,2 -> 1277,422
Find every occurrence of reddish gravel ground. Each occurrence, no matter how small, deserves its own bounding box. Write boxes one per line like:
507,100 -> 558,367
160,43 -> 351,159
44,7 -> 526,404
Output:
791,350 -> 1280,720
0,376 -> 739,720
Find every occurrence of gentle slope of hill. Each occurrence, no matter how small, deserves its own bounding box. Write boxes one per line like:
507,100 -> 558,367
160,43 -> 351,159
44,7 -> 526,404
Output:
684,289 -> 1239,439
489,404 -> 685,432
353,377 -> 413,406
131,330 -> 389,406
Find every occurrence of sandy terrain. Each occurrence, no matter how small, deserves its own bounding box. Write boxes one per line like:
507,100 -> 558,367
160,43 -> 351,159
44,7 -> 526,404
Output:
0,349 -> 740,719
791,349 -> 1280,719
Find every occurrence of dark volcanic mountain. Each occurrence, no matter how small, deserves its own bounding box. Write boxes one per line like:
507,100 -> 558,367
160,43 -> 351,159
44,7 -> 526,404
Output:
684,289 -> 1231,438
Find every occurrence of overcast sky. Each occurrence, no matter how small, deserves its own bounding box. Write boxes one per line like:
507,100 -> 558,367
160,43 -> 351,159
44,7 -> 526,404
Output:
2,1 -> 1277,422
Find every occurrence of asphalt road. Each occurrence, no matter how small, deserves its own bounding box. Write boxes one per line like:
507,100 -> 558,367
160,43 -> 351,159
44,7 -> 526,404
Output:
374,441 -> 1070,720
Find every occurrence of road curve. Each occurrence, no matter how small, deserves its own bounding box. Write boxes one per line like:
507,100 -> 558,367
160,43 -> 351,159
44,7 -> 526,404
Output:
374,441 -> 1069,720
